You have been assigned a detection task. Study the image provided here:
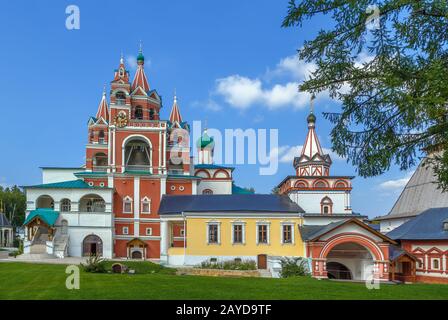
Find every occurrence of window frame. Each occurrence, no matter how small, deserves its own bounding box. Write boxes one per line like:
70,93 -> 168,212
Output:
122,226 -> 129,235
207,222 -> 220,245
145,227 -> 153,236
281,223 -> 294,244
256,223 -> 270,245
123,196 -> 133,214
141,197 -> 151,214
231,223 -> 245,245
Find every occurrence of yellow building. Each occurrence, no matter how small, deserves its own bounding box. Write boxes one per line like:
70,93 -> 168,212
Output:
159,194 -> 305,270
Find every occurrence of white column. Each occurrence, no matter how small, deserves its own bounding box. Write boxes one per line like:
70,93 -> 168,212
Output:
134,176 -> 140,237
160,220 -> 169,262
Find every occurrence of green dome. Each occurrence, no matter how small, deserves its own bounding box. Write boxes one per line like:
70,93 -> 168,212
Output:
307,113 -> 316,123
197,130 -> 215,149
137,53 -> 144,62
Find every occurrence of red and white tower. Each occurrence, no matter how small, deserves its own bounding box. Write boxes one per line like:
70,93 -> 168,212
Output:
277,98 -> 355,225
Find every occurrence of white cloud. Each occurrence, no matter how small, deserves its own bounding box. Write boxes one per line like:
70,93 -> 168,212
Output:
378,171 -> 414,191
215,75 -> 312,110
213,52 -> 375,111
125,55 -> 151,70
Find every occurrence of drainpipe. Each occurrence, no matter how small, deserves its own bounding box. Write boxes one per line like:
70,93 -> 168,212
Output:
182,212 -> 186,266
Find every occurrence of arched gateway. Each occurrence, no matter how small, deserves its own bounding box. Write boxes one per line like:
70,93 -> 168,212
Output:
83,234 -> 103,256
302,218 -> 395,281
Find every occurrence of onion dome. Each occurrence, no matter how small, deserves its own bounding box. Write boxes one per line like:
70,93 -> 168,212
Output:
197,129 -> 215,149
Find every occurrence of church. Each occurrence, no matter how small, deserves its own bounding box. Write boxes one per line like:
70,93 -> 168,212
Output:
21,47 -> 436,283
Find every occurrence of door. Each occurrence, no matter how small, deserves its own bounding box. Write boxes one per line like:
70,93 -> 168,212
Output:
257,254 -> 267,269
132,251 -> 142,259
91,243 -> 97,256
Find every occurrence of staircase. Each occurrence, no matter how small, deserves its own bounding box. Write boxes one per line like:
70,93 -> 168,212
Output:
53,233 -> 69,258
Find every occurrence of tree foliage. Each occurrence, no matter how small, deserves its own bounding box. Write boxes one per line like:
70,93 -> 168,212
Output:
0,186 -> 26,227
283,0 -> 448,189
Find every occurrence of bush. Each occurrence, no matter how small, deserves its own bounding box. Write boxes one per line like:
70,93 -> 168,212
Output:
196,259 -> 257,270
80,255 -> 107,273
279,257 -> 310,278
8,251 -> 20,258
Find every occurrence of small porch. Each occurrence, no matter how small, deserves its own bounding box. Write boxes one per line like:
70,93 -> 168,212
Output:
390,246 -> 417,283
23,208 -> 60,255
160,218 -> 187,263
126,238 -> 148,259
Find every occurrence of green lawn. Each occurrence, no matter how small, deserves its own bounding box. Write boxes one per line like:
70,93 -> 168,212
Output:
1,262 -> 448,300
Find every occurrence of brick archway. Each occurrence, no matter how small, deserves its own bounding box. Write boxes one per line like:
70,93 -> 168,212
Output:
319,233 -> 385,261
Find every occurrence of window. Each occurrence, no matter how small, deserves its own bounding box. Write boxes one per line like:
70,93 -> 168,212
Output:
116,91 -> 126,105
282,225 -> 293,244
123,196 -> 132,213
234,258 -> 242,264
89,130 -> 94,143
208,224 -> 219,244
257,224 -> 269,244
123,227 -> 129,235
323,206 -> 330,214
134,106 -> 143,120
418,259 -> 424,268
146,228 -> 152,236
444,221 -> 448,231
141,197 -> 151,213
98,130 -> 105,144
179,186 -> 185,191
233,224 -> 244,244
149,109 -> 155,120
320,197 -> 333,215
60,199 -> 71,212
433,259 -> 440,270
314,181 -> 327,188
202,189 -> 213,195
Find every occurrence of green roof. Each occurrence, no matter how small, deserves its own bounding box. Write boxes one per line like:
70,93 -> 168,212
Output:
24,179 -> 94,189
23,209 -> 60,226
74,171 -> 108,177
232,183 -> 255,194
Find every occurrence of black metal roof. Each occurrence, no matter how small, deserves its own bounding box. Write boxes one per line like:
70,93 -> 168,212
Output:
158,194 -> 304,215
299,221 -> 347,241
0,213 -> 11,227
387,207 -> 448,240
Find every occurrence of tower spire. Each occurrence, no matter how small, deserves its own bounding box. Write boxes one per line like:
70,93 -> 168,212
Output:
169,90 -> 182,124
96,86 -> 109,121
132,42 -> 150,92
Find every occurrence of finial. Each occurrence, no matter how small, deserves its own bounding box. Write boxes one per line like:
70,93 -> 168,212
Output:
204,118 -> 208,131
174,88 -> 177,103
139,40 -> 143,54
120,51 -> 124,64
102,84 -> 106,97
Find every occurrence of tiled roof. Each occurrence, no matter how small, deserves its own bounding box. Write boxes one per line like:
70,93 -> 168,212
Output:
159,194 -> 304,215
387,207 -> 448,240
23,179 -> 100,189
378,157 -> 448,221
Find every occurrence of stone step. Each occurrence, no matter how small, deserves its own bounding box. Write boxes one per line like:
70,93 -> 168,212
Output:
15,253 -> 56,261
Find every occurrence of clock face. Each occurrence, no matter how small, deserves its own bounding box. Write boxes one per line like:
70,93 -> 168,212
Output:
114,111 -> 128,128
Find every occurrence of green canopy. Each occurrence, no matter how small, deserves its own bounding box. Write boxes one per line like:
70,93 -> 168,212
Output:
23,208 -> 60,226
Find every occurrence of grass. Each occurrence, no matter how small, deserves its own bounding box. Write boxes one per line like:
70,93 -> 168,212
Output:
1,262 -> 448,300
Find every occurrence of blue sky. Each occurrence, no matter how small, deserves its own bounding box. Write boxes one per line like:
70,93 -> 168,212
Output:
0,0 -> 416,217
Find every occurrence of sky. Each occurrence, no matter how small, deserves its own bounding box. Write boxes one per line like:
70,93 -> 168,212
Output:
0,0 -> 417,218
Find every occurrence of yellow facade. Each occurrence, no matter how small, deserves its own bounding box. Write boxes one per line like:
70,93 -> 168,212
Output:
171,216 -> 304,257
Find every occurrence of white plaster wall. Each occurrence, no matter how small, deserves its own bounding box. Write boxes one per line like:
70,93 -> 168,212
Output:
288,191 -> 351,214
197,180 -> 232,195
42,169 -> 83,184
327,258 -> 374,281
67,227 -> 113,258
379,218 -> 411,233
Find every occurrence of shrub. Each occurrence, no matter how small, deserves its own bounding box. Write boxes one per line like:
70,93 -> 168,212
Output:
8,251 -> 20,258
279,257 -> 310,278
196,259 -> 256,270
80,255 -> 107,273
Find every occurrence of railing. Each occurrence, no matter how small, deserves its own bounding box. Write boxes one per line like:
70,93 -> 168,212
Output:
92,166 -> 108,172
125,165 -> 152,172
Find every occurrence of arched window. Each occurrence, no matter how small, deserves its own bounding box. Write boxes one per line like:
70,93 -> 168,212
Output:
335,181 -> 347,188
116,91 -> 126,105
321,197 -> 333,215
149,109 -> 155,120
123,196 -> 133,213
202,189 -> 213,195
433,259 -> 440,269
294,180 -> 308,188
80,195 -> 105,213
98,130 -> 105,144
141,197 -> 151,213
60,199 -> 71,212
36,195 -> 54,209
134,106 -> 143,120
314,180 -> 328,189
124,138 -> 152,171
93,152 -> 108,170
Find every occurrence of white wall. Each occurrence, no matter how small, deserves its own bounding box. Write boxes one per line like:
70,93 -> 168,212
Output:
288,191 -> 352,214
42,169 -> 83,184
197,180 -> 232,195
379,218 -> 411,233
